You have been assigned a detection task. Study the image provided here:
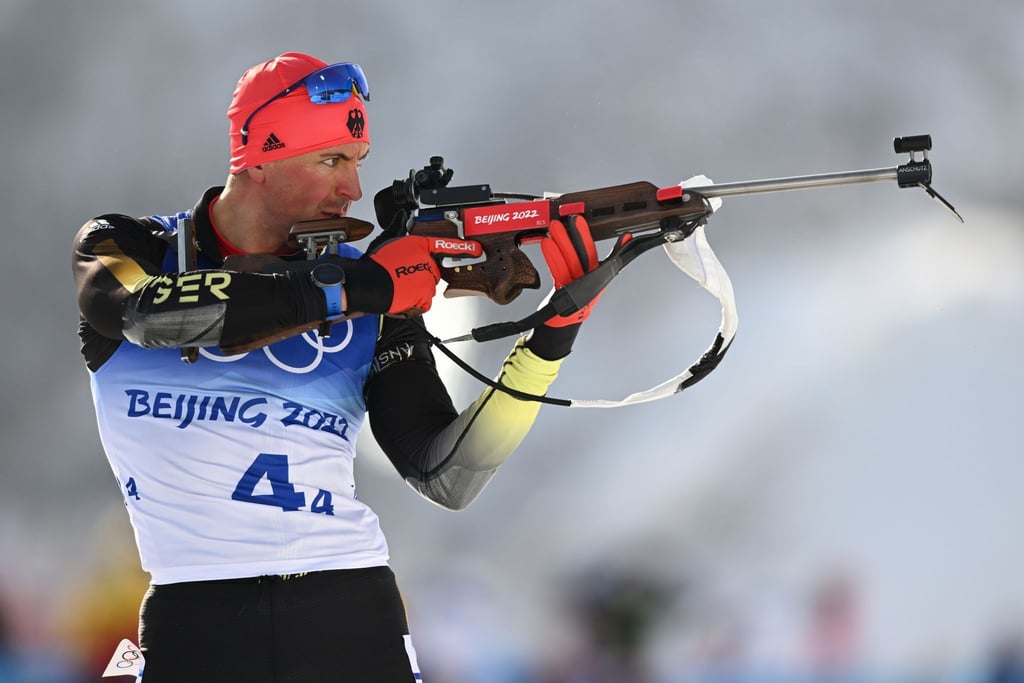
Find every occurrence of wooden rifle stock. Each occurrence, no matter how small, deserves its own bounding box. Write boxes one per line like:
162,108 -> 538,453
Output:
286,217 -> 374,253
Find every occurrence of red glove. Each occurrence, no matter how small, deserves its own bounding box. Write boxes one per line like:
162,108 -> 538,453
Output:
538,215 -> 601,327
346,235 -> 482,315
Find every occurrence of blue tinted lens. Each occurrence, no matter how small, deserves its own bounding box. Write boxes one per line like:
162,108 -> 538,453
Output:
305,62 -> 370,104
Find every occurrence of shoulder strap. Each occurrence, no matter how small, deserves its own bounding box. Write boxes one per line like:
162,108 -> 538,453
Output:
175,212 -> 200,363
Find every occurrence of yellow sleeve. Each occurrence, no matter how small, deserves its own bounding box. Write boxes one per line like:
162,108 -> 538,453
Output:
405,336 -> 564,510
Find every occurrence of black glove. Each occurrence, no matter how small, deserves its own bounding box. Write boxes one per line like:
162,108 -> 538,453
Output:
370,185 -> 411,251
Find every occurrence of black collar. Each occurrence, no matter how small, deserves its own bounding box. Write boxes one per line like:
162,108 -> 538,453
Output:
190,186 -> 227,267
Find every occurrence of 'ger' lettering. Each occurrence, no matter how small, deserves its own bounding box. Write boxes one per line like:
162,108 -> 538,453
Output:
151,272 -> 232,305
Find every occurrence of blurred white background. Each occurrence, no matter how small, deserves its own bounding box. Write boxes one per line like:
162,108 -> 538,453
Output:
1,1 -> 1021,681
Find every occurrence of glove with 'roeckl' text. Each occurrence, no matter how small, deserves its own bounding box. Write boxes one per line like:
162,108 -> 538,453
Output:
343,235 -> 482,316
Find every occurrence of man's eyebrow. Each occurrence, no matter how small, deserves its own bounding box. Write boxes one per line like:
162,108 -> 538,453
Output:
321,149 -> 371,161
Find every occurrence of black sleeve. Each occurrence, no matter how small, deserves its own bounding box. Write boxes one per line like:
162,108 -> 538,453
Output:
363,316 -> 460,481
73,214 -> 327,367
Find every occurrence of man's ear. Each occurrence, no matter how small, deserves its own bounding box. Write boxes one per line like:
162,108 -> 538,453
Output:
246,165 -> 267,184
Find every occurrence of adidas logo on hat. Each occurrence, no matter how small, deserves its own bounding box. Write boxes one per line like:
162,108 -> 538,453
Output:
262,133 -> 285,152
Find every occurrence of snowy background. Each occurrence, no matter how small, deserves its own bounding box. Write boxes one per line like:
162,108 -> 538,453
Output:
1,1 -> 1022,680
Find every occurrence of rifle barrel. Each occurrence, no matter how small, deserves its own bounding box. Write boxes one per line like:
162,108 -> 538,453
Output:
690,166 -> 898,198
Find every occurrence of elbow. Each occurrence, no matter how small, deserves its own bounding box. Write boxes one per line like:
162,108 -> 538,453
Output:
406,469 -> 493,511
437,492 -> 478,512
412,482 -> 479,512
431,496 -> 474,512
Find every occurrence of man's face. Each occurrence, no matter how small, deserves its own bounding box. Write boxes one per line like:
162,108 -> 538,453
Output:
257,141 -> 370,232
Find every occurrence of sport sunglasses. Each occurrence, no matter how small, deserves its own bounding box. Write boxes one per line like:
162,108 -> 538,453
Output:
240,62 -> 370,145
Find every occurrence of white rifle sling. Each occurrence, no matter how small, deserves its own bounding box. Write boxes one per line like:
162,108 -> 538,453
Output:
569,222 -> 737,408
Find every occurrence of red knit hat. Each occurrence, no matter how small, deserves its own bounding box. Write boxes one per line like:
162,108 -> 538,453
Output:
227,52 -> 370,174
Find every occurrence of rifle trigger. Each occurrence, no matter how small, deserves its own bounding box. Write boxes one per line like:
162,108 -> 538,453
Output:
440,254 -> 487,268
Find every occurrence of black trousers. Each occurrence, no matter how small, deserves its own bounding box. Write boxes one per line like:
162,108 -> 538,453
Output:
138,566 -> 419,682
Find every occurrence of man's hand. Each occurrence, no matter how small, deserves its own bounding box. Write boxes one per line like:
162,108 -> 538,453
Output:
523,214 -> 613,361
346,235 -> 482,315
537,214 -> 602,327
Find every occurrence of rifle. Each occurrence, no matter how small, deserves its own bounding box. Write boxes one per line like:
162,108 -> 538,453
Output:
218,135 -> 959,408
376,134 -> 959,344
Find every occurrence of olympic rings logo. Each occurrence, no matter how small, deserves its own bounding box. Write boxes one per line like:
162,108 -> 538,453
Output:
116,648 -> 141,668
199,320 -> 357,374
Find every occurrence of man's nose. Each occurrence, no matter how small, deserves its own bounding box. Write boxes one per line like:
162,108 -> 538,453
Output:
338,167 -> 362,202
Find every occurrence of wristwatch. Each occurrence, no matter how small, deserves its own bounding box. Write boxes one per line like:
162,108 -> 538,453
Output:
310,262 -> 346,317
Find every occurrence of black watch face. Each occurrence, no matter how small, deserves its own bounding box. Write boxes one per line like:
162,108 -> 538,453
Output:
313,263 -> 345,287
